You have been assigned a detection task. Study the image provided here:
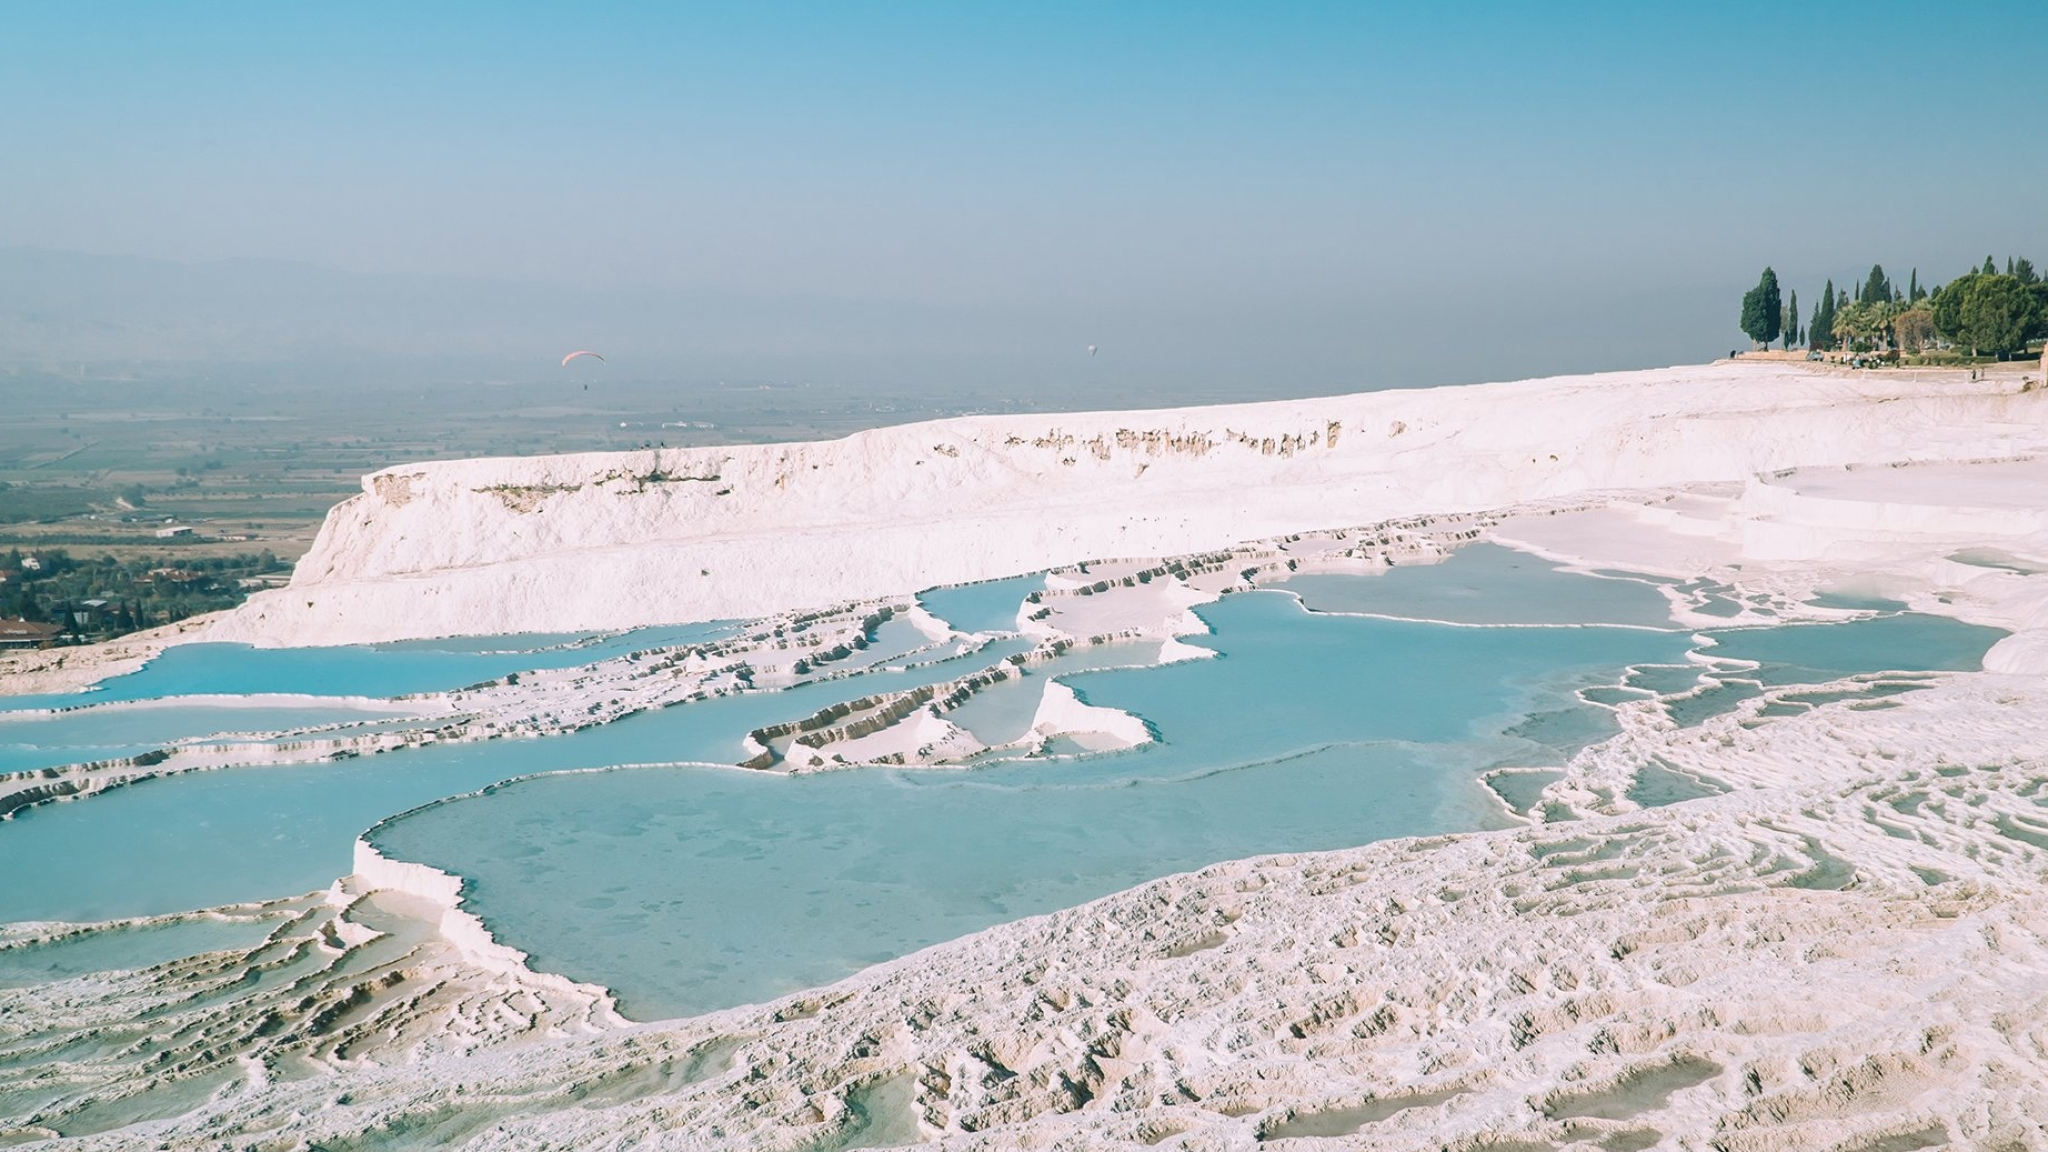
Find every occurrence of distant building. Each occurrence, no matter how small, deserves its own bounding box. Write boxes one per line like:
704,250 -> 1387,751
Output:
154,525 -> 194,539
19,556 -> 42,572
0,620 -> 62,649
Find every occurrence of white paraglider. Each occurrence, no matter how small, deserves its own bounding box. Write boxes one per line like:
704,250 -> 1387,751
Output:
561,350 -> 606,367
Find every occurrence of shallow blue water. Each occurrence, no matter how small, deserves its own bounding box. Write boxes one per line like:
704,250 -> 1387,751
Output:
945,641 -> 1163,747
0,916 -> 279,988
0,547 -> 2010,1021
0,704 -> 408,775
0,622 -> 737,713
916,573 -> 1045,633
382,742 -> 1485,1020
1701,613 -> 2003,685
1275,544 -> 1677,628
824,615 -> 955,672
373,592 -> 1692,1019
1804,590 -> 1912,613
0,638 -> 1033,923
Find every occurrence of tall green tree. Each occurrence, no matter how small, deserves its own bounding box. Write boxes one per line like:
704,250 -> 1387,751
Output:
1859,264 -> 1890,306
1783,288 -> 1799,348
1811,279 -> 1837,351
1983,255 -> 1999,275
1908,268 -> 1924,302
2015,257 -> 2039,285
1740,267 -> 1783,349
1959,275 -> 2040,358
1931,271 -> 1981,346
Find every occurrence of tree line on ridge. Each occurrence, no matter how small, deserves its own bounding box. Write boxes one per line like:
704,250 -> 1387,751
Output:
1739,257 -> 2046,360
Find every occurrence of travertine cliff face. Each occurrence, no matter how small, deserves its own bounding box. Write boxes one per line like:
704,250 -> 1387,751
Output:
209,362 -> 2048,645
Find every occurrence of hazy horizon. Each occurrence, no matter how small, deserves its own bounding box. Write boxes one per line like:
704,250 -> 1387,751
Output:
6,2 -> 2046,399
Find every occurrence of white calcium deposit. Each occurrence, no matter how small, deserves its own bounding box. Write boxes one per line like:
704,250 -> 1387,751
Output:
10,361 -> 2048,1151
207,361 -> 2048,646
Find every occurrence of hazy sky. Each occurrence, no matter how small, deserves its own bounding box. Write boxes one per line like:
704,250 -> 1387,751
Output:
5,1 -> 2045,391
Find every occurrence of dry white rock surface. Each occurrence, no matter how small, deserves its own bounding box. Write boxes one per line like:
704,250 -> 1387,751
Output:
208,361 -> 2047,646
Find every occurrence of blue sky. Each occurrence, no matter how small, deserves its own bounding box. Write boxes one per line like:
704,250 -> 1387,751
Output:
4,1 -> 2045,389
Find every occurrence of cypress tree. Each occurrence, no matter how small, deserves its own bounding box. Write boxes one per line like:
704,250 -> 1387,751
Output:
1785,288 -> 1799,348
1984,255 -> 1998,275
1812,279 -> 1837,351
1861,265 -> 1888,306
1740,267 -> 1783,349
1908,268 -> 1921,302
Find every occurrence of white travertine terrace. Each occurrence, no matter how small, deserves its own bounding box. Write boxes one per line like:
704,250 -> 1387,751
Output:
10,362 -> 2048,1150
208,361 -> 2048,646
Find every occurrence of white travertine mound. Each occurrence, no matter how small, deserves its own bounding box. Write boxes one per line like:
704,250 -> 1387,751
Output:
207,363 -> 2048,646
